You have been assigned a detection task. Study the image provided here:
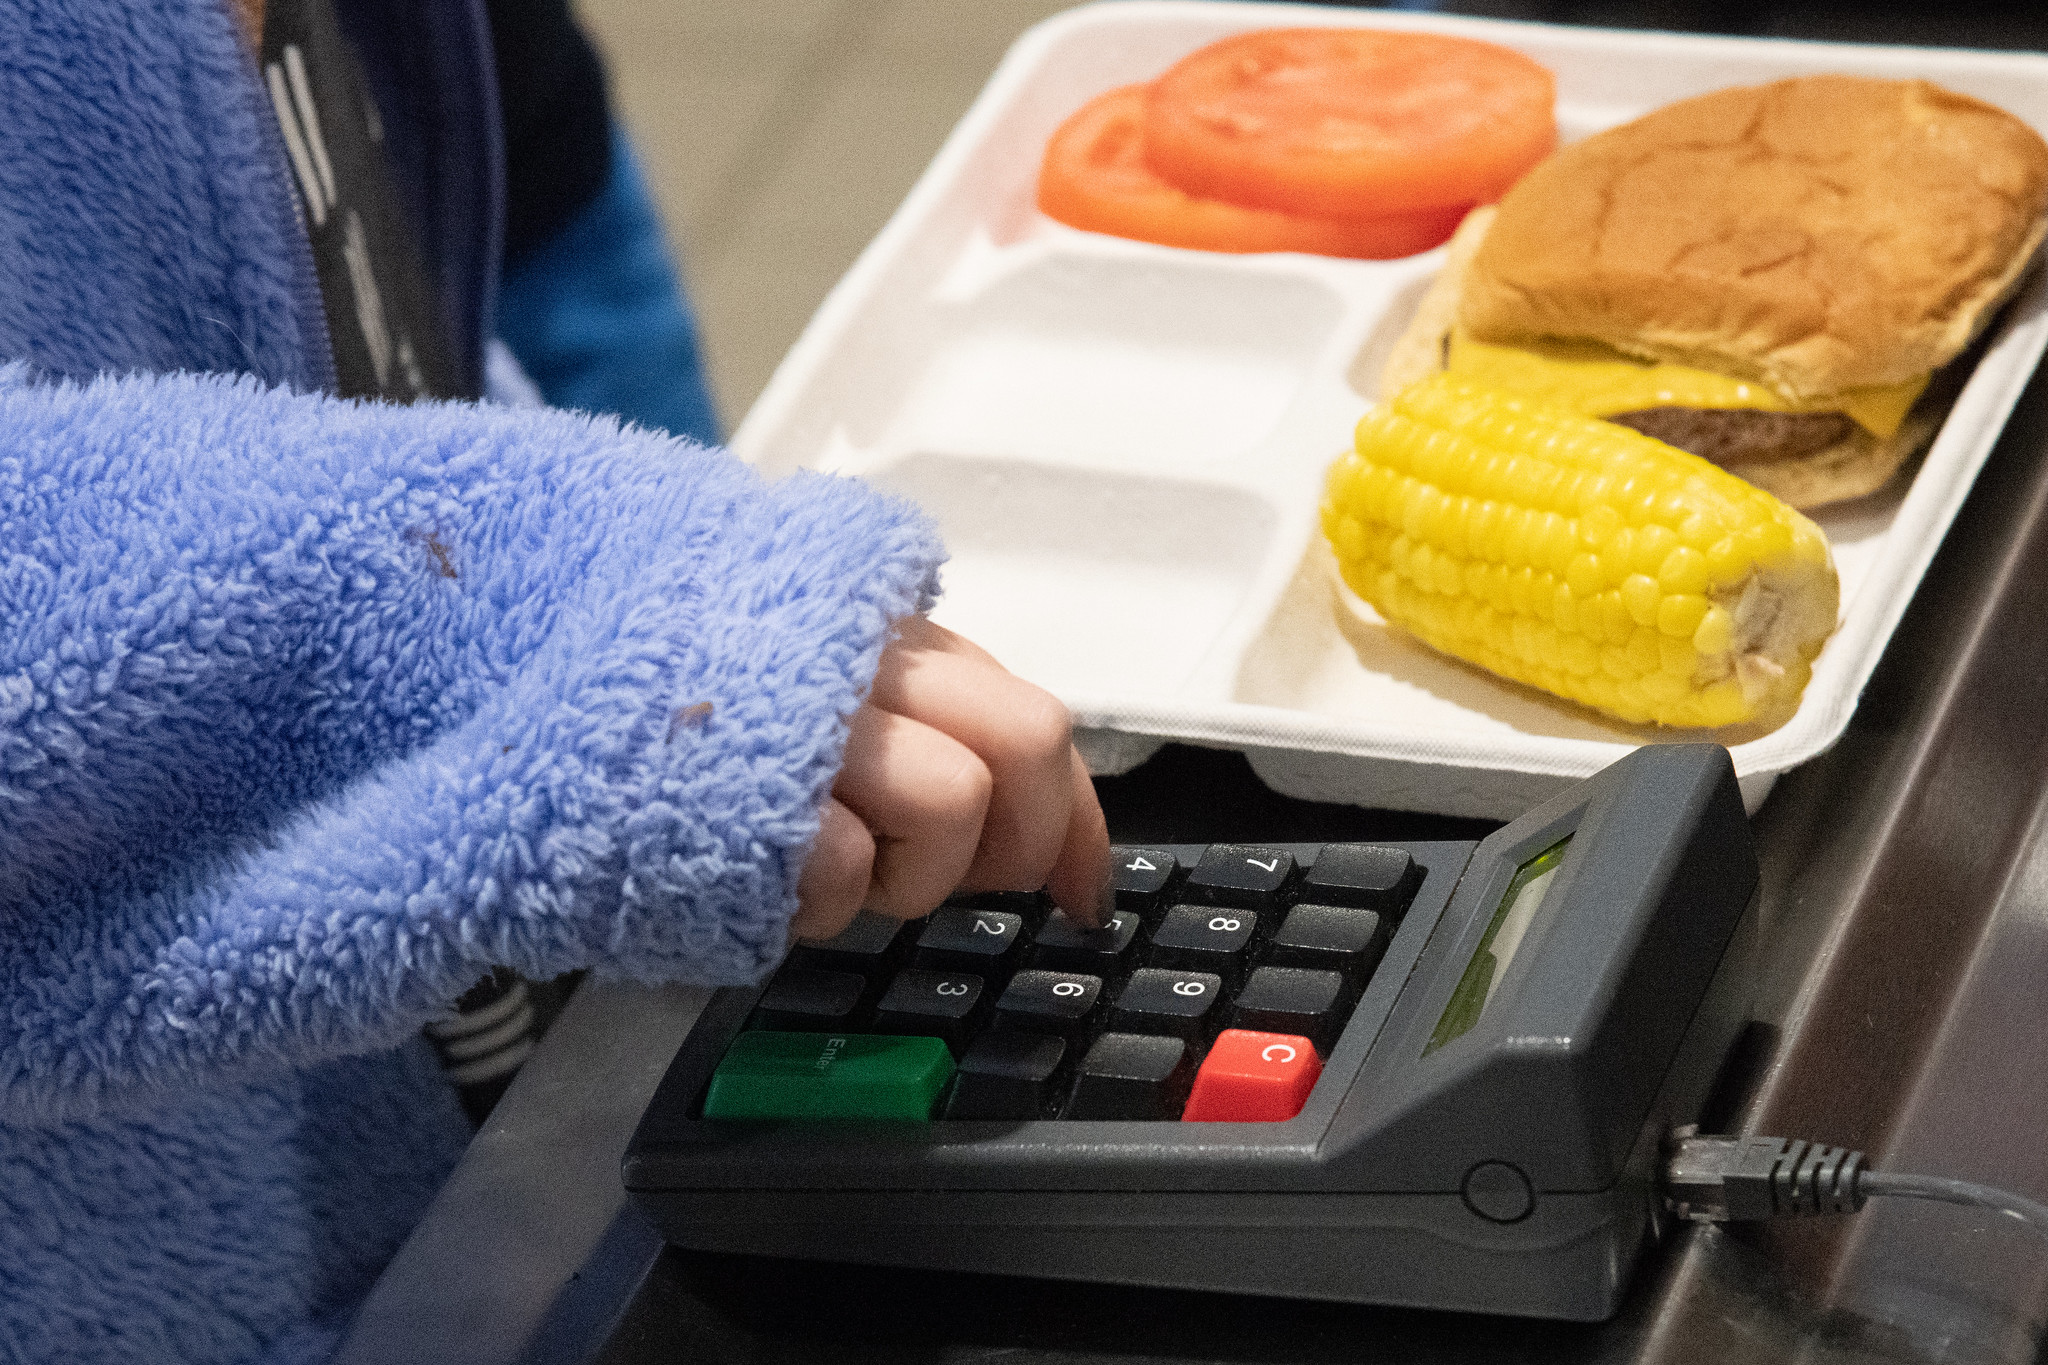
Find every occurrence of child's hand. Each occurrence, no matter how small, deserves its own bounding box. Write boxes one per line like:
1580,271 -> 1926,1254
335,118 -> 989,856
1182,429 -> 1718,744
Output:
792,616 -> 1112,942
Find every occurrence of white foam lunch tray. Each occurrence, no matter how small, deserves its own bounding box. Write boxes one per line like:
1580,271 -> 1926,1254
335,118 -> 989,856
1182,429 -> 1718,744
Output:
730,0 -> 2048,818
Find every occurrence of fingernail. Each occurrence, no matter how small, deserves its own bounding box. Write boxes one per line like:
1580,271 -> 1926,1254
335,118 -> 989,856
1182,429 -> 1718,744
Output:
1091,869 -> 1116,927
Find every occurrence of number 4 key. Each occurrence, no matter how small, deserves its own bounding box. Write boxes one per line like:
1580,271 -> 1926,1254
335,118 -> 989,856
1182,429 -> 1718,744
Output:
1109,846 -> 1178,914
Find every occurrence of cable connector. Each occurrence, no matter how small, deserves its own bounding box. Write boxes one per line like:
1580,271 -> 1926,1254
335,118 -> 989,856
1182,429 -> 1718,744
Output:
1662,1128 -> 1866,1223
1662,1130 -> 2048,1241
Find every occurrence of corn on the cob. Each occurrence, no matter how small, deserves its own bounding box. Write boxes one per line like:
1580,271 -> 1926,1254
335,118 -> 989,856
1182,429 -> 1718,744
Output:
1321,375 -> 1840,728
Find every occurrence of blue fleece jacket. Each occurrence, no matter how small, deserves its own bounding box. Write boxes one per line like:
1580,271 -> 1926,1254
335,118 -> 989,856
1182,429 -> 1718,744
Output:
0,1 -> 940,1360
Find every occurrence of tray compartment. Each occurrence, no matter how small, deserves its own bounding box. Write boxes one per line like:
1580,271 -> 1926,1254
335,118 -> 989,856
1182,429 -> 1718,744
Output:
883,254 -> 1346,470
868,453 -> 1281,696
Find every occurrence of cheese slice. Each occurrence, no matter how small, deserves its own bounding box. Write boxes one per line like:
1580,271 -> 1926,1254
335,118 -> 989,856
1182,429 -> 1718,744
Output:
1444,332 -> 1928,440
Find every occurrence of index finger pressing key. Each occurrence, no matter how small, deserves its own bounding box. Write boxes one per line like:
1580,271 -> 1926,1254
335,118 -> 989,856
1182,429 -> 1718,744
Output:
1046,746 -> 1112,926
868,643 -> 1109,922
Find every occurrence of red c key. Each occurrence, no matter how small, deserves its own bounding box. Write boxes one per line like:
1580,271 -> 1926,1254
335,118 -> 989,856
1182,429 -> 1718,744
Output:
1182,1028 -> 1322,1121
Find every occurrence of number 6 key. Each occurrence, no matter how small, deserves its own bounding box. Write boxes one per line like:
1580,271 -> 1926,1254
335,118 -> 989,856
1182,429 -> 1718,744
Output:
991,970 -> 1105,1040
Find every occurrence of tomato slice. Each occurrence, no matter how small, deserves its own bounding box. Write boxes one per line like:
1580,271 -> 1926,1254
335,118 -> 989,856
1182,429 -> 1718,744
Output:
1037,85 -> 1468,258
1142,28 -> 1555,219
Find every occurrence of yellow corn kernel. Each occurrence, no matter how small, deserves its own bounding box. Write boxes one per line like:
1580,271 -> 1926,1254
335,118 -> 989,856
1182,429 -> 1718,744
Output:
1658,594 -> 1709,639
1579,502 -> 1620,547
1659,546 -> 1710,596
1596,591 -> 1633,645
1322,375 -> 1841,728
1640,670 -> 1687,706
1626,627 -> 1664,675
1693,605 -> 1736,658
1622,574 -> 1661,627
1631,524 -> 1678,576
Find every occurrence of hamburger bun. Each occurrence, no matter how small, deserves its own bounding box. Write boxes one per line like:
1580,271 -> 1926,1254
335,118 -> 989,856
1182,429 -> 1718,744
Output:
1383,78 -> 2048,508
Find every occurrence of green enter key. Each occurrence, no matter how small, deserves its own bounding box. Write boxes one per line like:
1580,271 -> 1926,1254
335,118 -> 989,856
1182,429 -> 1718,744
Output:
703,1032 -> 956,1120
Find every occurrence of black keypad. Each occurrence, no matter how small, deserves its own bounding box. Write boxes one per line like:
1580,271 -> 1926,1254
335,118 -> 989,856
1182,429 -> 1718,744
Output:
1031,908 -> 1141,976
1303,845 -> 1422,916
914,908 -> 1028,978
945,1032 -> 1069,1120
1066,1033 -> 1195,1120
947,890 -> 1044,919
1265,905 -> 1388,981
1187,845 -> 1296,909
872,970 -> 988,1053
992,970 -> 1104,1039
751,967 -> 865,1031
1147,905 -> 1259,982
788,912 -> 905,974
1230,967 -> 1348,1056
1111,969 -> 1224,1042
1109,847 -> 1179,915
722,842 -> 1433,1123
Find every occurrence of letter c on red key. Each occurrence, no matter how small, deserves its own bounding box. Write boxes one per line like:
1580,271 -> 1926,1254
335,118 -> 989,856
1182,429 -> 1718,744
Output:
1183,1029 -> 1323,1122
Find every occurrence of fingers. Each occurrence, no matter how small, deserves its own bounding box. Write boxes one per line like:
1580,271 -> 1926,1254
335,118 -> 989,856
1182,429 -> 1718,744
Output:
870,618 -> 1113,925
868,643 -> 1078,901
790,797 -> 874,941
891,613 -> 1002,668
793,615 -> 1114,946
832,704 -> 992,920
1044,747 -> 1113,925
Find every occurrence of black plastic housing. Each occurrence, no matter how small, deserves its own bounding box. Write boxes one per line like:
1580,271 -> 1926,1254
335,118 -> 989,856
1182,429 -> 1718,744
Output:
625,744 -> 1757,1321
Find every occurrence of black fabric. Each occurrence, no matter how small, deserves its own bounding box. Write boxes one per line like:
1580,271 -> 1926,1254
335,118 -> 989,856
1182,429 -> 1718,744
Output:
328,0 -> 501,398
487,0 -> 616,268
263,0 -> 464,400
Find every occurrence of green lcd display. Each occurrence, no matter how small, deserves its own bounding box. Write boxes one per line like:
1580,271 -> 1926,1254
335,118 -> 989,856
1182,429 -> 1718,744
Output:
1424,838 -> 1572,1055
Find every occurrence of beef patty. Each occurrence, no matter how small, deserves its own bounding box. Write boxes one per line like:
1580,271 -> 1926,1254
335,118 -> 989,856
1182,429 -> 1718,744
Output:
1608,408 -> 1857,465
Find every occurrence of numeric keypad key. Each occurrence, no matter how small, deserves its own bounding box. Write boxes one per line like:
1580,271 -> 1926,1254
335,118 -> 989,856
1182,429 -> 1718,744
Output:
1065,1033 -> 1195,1120
1109,847 -> 1179,916
992,971 -> 1104,1040
1303,845 -> 1421,916
1230,967 -> 1348,1056
873,970 -> 988,1054
1032,908 -> 1141,976
751,968 -> 865,1032
914,908 -> 1027,979
944,1032 -> 1069,1120
1187,845 -> 1295,910
1110,969 -> 1224,1043
1147,905 -> 1258,983
788,913 -> 906,975
1264,905 -> 1388,981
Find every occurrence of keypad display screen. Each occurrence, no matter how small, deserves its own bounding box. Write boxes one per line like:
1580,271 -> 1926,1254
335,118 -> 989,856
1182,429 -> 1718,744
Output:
1424,838 -> 1571,1056
699,843 -> 1427,1124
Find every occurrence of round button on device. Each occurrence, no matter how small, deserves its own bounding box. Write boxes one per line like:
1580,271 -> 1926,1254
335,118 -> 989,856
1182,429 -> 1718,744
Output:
1461,1160 -> 1534,1223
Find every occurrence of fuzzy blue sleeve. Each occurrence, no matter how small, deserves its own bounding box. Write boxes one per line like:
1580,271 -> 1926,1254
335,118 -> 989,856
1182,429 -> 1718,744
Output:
0,367 -> 941,1123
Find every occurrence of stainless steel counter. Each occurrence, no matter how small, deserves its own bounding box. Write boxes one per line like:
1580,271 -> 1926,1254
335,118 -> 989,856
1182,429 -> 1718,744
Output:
337,376 -> 2048,1365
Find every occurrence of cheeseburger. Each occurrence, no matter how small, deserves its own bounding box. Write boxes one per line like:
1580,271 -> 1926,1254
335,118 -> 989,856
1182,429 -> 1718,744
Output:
1383,76 -> 2048,508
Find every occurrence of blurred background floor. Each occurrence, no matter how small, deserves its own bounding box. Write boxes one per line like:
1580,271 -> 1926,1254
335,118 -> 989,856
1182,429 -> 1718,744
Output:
577,0 -> 1075,433
576,0 -> 2048,437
